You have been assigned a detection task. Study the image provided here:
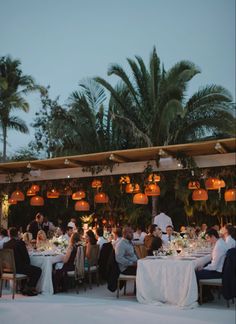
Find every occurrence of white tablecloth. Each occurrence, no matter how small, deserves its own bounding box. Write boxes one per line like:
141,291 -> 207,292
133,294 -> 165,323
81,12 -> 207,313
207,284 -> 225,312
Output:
30,254 -> 64,295
136,254 -> 211,308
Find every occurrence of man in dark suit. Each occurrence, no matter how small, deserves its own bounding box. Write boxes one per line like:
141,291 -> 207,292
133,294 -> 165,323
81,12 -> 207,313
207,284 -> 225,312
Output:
28,213 -> 44,239
3,227 -> 42,296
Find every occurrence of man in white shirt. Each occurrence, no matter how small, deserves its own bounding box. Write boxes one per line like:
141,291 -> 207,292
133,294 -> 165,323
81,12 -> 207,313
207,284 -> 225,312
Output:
162,225 -> 175,245
221,224 -> 236,249
96,227 -> 107,250
153,210 -> 173,234
132,226 -> 147,245
196,228 -> 228,301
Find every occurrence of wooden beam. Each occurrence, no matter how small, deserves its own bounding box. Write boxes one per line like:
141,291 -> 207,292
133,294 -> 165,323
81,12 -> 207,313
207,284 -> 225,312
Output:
0,153 -> 234,184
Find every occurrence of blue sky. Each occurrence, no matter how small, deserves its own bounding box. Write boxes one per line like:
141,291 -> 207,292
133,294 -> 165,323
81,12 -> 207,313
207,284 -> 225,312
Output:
0,0 -> 235,155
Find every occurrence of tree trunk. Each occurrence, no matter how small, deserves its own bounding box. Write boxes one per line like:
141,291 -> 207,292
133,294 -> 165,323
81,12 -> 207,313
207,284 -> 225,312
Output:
151,196 -> 158,223
2,126 -> 7,162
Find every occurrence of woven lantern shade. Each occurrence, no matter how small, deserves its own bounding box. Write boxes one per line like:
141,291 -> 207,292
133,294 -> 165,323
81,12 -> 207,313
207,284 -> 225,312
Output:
192,189 -> 208,201
61,186 -> 72,196
11,190 -> 25,201
72,190 -> 86,200
26,188 -> 36,196
91,179 -> 102,189
30,184 -> 40,192
125,183 -> 134,193
148,173 -> 160,183
133,193 -> 148,204
94,192 -> 108,203
205,177 -> 221,190
188,181 -> 200,190
133,184 -> 140,193
30,195 -> 44,206
74,200 -> 90,211
47,189 -> 60,198
224,189 -> 236,202
145,183 -> 160,196
219,180 -> 226,188
8,198 -> 17,205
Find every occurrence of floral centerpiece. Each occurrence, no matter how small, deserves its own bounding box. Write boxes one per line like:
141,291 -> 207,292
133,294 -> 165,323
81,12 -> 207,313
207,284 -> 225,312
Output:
50,236 -> 68,249
170,234 -> 189,249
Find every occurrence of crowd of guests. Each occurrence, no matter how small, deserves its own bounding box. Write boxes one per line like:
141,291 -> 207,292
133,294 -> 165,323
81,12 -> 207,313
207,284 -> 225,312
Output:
0,210 -> 235,299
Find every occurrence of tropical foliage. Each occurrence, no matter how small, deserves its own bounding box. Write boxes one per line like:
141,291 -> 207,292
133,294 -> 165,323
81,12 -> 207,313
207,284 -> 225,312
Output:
96,47 -> 235,147
0,56 -> 38,161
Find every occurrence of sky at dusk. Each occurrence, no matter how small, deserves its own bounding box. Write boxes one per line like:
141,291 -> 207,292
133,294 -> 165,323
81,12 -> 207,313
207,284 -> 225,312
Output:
0,0 -> 235,155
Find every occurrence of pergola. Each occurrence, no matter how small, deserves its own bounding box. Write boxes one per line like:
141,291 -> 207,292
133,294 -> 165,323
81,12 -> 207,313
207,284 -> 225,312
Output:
0,138 -> 235,228
0,138 -> 235,184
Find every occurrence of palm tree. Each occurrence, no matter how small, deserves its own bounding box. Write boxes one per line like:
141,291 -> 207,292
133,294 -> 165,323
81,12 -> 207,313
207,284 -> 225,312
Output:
95,47 -> 235,147
168,85 -> 235,144
49,78 -> 110,156
0,56 -> 36,161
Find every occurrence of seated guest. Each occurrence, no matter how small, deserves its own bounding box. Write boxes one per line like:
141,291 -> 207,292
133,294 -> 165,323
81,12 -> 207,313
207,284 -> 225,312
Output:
63,226 -> 74,243
22,232 -> 33,250
53,232 -> 82,293
112,227 -> 122,248
221,224 -> 236,249
28,212 -> 44,239
196,228 -> 228,300
3,227 -> 41,296
144,225 -> 162,256
162,225 -> 175,245
186,226 -> 197,239
67,217 -> 77,232
36,230 -> 48,249
85,229 -> 97,258
179,226 -> 186,237
115,226 -> 137,275
132,226 -> 147,245
0,228 -> 9,249
96,227 -> 107,250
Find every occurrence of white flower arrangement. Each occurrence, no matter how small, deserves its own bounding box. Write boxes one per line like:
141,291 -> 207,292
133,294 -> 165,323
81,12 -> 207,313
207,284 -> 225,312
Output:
50,236 -> 68,248
171,234 -> 189,248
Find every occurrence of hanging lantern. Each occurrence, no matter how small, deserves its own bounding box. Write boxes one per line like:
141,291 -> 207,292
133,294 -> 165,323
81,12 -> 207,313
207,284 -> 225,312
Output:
47,188 -> 60,198
125,183 -> 134,193
188,181 -> 200,190
224,189 -> 236,202
192,189 -> 208,201
11,190 -> 25,201
8,198 -> 17,205
148,173 -> 160,183
60,186 -> 72,196
30,184 -> 40,192
133,193 -> 148,204
26,188 -> 36,196
91,179 -> 102,188
205,177 -> 221,190
145,183 -> 160,196
219,179 -> 226,188
119,176 -> 131,184
94,192 -> 109,203
30,195 -> 44,206
72,190 -> 86,200
133,184 -> 140,193
74,200 -> 90,211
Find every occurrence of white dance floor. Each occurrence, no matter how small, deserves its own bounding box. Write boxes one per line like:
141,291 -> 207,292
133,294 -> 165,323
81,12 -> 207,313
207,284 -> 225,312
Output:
0,284 -> 234,324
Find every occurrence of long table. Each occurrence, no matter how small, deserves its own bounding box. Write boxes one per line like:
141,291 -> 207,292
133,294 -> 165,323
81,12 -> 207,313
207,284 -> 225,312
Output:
30,254 -> 64,295
136,254 -> 211,308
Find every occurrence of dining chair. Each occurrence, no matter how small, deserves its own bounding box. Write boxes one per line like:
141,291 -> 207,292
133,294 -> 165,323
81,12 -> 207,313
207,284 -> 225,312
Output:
116,273 -> 136,298
67,245 -> 86,293
199,248 -> 236,307
0,249 -> 28,299
85,244 -> 100,289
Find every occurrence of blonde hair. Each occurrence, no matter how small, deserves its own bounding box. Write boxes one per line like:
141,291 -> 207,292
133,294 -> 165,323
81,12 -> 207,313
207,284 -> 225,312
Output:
37,230 -> 47,241
22,232 -> 33,243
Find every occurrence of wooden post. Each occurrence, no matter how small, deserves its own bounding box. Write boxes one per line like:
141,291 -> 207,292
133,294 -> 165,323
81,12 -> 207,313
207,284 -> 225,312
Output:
0,195 -> 9,229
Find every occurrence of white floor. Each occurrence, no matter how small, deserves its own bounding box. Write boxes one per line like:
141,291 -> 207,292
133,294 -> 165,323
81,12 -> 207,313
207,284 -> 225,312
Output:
0,284 -> 235,324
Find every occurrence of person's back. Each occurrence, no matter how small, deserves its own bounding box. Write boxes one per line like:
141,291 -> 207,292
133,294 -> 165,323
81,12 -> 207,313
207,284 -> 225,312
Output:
153,211 -> 173,234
